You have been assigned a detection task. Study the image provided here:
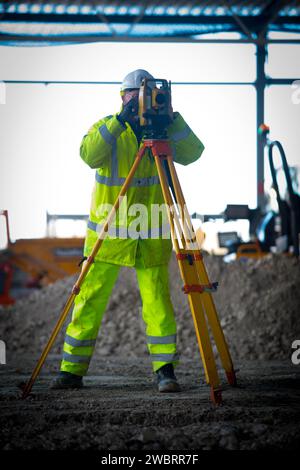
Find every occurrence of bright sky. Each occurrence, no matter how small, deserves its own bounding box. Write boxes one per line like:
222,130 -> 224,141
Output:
0,40 -> 299,246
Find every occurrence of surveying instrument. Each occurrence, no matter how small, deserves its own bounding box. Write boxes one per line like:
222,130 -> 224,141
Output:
21,78 -> 237,405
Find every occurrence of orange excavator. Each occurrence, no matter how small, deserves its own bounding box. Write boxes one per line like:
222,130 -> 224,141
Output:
0,210 -> 86,305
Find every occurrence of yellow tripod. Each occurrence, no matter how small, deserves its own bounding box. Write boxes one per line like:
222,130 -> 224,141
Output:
21,138 -> 237,405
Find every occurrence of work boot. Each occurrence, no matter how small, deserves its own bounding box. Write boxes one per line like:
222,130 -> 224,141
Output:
156,363 -> 181,393
50,371 -> 83,390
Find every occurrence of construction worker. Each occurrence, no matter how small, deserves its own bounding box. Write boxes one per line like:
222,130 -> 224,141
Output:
51,69 -> 205,393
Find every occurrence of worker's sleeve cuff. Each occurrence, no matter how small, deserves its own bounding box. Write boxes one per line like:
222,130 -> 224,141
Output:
109,115 -> 127,138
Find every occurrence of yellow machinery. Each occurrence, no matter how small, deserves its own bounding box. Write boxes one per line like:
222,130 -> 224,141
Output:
236,240 -> 269,259
0,210 -> 86,304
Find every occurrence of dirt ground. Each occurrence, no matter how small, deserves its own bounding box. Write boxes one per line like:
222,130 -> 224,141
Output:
1,252 -> 300,451
1,356 -> 300,451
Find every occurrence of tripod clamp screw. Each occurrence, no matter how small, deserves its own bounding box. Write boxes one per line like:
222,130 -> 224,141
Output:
182,282 -> 219,294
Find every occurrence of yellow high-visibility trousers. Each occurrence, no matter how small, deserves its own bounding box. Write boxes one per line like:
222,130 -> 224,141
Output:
60,248 -> 179,376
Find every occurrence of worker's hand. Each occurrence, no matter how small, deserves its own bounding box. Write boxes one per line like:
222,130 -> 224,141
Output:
117,95 -> 139,125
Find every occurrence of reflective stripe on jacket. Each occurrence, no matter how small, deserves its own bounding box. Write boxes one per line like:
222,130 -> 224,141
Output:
80,111 -> 205,267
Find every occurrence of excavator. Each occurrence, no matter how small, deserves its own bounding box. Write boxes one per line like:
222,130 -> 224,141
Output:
0,210 -> 86,305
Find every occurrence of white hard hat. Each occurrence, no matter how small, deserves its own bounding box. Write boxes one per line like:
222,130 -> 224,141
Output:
120,69 -> 154,91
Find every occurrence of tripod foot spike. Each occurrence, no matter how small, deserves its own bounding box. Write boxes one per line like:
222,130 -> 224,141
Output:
18,380 -> 33,400
226,370 -> 238,387
210,387 -> 222,406
21,390 -> 30,400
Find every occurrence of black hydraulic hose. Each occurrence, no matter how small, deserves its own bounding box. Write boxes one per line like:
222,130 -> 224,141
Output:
268,140 -> 299,257
268,141 -> 294,199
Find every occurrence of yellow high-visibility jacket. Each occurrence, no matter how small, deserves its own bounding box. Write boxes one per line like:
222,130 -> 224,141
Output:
80,111 -> 204,267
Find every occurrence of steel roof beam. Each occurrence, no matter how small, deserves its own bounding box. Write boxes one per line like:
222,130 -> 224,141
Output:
1,34 -> 300,44
1,13 -> 299,25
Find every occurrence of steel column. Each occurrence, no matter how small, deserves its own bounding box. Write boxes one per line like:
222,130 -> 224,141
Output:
256,38 -> 267,211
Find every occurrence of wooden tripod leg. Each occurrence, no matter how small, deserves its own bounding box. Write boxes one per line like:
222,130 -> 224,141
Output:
194,259 -> 237,386
164,155 -> 236,387
153,152 -> 222,405
166,156 -> 198,248
179,257 -> 222,405
152,155 -> 184,252
21,145 -> 147,399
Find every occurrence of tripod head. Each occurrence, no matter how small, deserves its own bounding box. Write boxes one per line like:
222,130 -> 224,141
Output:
138,78 -> 173,139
